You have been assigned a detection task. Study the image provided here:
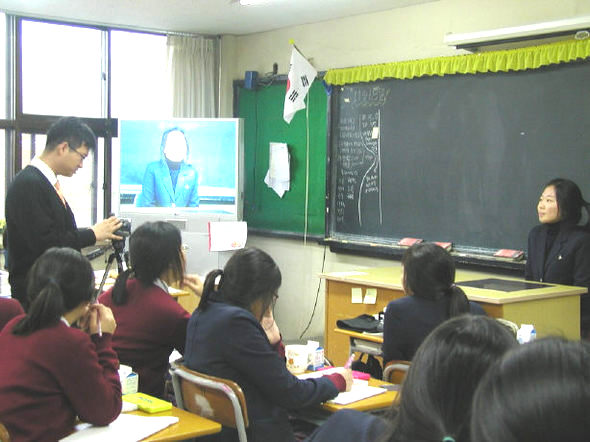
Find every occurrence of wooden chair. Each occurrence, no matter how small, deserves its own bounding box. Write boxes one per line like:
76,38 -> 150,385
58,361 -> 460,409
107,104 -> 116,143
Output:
382,360 -> 411,384
0,422 -> 10,442
170,362 -> 249,442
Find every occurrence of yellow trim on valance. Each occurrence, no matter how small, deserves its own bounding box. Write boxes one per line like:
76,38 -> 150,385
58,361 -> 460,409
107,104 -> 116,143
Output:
324,39 -> 590,85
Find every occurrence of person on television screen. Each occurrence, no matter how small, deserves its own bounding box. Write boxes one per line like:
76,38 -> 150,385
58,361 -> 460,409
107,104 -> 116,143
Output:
136,127 -> 199,208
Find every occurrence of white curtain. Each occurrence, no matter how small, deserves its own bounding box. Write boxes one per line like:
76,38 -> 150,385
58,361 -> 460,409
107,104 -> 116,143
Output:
167,35 -> 218,118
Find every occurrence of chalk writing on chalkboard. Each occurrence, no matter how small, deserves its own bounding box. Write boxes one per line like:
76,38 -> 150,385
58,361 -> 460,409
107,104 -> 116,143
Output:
334,86 -> 390,230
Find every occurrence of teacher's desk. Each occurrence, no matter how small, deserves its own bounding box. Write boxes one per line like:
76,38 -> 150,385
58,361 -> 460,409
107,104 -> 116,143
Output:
320,266 -> 586,366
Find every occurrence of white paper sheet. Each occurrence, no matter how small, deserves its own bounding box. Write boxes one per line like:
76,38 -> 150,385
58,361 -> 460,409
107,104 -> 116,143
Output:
363,288 -> 377,304
297,371 -> 386,405
208,221 -> 248,252
264,142 -> 290,197
351,287 -> 363,304
61,413 -> 179,441
328,385 -> 386,405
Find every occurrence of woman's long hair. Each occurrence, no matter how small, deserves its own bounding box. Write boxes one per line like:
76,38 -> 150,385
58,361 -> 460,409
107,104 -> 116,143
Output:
197,247 -> 281,320
402,242 -> 469,317
383,315 -> 517,442
545,178 -> 590,229
12,247 -> 95,335
112,221 -> 185,305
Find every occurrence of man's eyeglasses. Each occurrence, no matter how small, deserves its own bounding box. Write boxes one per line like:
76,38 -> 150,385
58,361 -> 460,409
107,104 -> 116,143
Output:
67,143 -> 88,161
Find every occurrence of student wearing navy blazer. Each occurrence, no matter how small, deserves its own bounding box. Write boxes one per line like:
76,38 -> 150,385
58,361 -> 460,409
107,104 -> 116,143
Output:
136,127 -> 199,207
185,248 -> 353,442
524,178 -> 590,336
382,243 -> 486,365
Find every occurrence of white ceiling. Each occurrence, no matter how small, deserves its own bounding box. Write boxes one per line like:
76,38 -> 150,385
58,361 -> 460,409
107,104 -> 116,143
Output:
0,0 -> 434,35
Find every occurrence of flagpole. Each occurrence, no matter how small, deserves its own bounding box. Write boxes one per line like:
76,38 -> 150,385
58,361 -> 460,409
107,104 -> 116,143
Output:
304,93 -> 310,246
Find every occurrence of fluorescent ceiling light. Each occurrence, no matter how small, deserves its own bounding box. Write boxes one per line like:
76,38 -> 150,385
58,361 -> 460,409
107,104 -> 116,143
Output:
445,16 -> 590,49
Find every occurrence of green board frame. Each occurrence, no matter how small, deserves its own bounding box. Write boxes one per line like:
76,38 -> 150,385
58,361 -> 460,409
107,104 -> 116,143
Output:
237,81 -> 328,237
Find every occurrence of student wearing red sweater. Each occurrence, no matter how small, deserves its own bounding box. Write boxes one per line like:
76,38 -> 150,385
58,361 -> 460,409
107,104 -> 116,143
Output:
0,247 -> 121,442
99,221 -> 192,398
0,297 -> 24,331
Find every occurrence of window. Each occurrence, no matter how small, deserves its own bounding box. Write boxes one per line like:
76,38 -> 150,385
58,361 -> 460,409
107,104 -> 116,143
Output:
21,20 -> 104,118
111,30 -> 169,119
0,13 -> 6,119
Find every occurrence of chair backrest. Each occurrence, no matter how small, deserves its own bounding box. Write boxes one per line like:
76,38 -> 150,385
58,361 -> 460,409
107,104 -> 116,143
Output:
0,422 -> 10,442
170,363 -> 249,442
382,360 -> 411,384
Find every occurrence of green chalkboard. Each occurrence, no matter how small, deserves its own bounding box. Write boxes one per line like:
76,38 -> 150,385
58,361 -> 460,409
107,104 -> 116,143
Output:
237,81 -> 328,236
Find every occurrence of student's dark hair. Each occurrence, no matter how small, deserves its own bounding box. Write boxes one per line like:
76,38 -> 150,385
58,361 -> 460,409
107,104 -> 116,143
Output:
402,242 -> 469,317
44,116 -> 97,152
545,178 -> 590,229
383,315 -> 517,442
471,338 -> 590,442
112,221 -> 185,305
160,127 -> 189,157
197,247 -> 281,320
12,247 -> 95,335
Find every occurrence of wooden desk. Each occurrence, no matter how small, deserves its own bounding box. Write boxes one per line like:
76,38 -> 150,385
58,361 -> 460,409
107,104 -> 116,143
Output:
130,407 -> 222,441
320,377 -> 397,413
321,266 -> 586,366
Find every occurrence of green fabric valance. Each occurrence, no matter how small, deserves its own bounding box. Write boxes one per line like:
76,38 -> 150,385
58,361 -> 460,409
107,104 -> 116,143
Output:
324,38 -> 590,85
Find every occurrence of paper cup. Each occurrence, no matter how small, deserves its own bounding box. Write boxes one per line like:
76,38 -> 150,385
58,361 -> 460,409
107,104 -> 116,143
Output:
286,344 -> 309,374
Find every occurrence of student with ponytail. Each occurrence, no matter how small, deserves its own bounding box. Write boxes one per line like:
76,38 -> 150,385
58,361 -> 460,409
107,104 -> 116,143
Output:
99,221 -> 193,397
525,178 -> 590,337
0,247 -> 121,441
382,243 -> 486,364
184,247 -> 353,442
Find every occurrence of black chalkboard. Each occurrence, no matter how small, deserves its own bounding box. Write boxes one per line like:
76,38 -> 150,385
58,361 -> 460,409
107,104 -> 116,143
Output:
327,60 -> 590,257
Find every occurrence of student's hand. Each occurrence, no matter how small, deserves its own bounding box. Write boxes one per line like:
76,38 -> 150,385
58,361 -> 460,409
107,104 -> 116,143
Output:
87,304 -> 117,335
334,367 -> 354,392
261,309 -> 281,345
182,274 -> 203,296
91,216 -> 123,242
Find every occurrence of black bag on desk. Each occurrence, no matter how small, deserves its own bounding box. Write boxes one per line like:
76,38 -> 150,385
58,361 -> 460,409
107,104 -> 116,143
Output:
337,314 -> 383,333
351,353 -> 383,380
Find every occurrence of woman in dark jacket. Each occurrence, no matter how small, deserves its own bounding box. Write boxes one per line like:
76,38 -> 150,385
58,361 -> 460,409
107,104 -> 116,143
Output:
525,178 -> 590,337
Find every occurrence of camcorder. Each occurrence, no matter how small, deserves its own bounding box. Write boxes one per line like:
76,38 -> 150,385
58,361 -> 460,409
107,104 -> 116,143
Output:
112,218 -> 131,252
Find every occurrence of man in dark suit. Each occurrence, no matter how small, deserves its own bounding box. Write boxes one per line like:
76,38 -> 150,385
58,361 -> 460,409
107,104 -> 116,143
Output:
5,117 -> 122,310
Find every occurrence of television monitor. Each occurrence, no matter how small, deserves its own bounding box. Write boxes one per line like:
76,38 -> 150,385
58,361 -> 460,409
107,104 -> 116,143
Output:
113,118 -> 243,275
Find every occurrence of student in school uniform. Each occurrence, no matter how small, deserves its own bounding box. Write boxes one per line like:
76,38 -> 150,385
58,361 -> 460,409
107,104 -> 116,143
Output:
0,247 -> 121,441
184,247 -> 353,442
307,315 -> 517,442
525,178 -> 590,337
0,297 -> 24,331
99,221 -> 195,398
382,243 -> 486,365
471,337 -> 590,442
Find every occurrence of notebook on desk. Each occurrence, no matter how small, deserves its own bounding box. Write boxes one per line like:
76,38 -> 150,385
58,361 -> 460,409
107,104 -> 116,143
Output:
328,385 -> 387,405
61,413 -> 178,441
297,371 -> 387,405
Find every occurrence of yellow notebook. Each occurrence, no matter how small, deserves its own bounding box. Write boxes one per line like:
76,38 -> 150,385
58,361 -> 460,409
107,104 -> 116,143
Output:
122,393 -> 172,413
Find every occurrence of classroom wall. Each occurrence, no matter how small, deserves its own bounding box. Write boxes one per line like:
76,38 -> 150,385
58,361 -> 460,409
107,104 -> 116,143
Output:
218,0 -> 590,341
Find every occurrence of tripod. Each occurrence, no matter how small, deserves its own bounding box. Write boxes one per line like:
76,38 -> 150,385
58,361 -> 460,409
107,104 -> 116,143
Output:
95,245 -> 130,299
